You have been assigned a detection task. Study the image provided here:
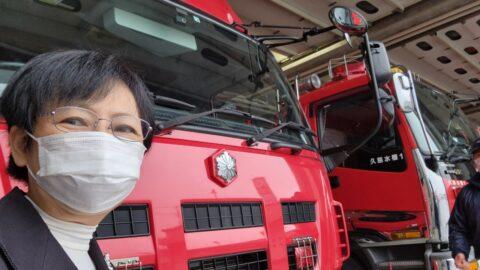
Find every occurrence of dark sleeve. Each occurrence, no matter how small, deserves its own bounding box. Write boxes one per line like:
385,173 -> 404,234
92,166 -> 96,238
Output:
0,250 -> 13,270
449,187 -> 471,258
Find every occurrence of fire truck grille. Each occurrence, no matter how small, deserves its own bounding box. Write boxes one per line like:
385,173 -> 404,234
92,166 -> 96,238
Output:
94,205 -> 149,239
282,202 -> 316,224
287,238 -> 318,270
189,250 -> 268,270
182,203 -> 263,232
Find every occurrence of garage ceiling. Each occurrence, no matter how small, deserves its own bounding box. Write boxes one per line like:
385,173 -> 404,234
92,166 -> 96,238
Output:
228,0 -> 480,126
229,0 -> 422,58
388,11 -> 480,124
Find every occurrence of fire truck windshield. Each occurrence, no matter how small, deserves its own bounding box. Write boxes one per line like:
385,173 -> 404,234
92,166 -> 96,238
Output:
0,0 -> 315,148
414,81 -> 476,157
411,80 -> 477,179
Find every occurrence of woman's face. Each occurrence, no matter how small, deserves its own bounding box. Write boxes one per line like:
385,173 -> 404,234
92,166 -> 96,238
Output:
474,152 -> 480,172
26,80 -> 141,174
10,80 -> 141,223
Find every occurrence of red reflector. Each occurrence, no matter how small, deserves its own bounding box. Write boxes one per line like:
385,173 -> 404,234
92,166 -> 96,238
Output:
351,12 -> 362,26
295,246 -> 315,269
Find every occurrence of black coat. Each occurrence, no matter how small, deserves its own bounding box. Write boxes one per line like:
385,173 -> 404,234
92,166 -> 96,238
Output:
449,172 -> 480,258
0,187 -> 109,270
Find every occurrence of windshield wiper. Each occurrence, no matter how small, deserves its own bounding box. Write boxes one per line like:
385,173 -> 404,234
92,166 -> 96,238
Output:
156,108 -> 276,133
149,93 -> 197,111
246,121 -> 315,146
447,154 -> 471,163
442,142 -> 471,163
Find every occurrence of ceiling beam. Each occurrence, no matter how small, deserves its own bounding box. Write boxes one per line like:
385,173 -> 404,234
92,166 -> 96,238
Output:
269,0 -> 343,36
382,1 -> 480,47
463,105 -> 480,115
384,0 -> 405,12
280,0 -> 480,77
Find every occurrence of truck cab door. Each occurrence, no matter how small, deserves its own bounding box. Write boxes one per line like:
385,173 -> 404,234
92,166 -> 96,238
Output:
309,80 -> 428,234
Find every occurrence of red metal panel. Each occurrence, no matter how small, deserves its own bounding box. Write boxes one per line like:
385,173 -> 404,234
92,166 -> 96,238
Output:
443,179 -> 468,211
181,0 -> 243,25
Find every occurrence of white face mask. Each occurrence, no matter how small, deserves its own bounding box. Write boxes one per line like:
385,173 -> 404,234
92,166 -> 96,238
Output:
26,131 -> 146,214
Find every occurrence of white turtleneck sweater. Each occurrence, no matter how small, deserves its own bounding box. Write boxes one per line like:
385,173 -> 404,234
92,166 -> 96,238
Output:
25,196 -> 97,270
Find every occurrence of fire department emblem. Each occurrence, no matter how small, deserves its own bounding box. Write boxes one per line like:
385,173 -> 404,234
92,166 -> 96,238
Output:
208,149 -> 238,187
215,151 -> 237,183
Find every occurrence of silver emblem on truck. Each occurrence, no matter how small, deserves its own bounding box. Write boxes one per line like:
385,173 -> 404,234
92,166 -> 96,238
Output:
216,151 -> 237,183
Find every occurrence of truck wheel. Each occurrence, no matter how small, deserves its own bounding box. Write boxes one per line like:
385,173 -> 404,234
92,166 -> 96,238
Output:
342,256 -> 367,270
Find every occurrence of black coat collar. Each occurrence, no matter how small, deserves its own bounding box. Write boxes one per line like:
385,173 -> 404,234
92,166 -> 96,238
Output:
0,187 -> 108,270
469,172 -> 480,189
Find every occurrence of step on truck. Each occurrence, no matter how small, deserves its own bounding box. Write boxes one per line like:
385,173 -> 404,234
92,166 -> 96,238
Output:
0,0 -> 388,269
300,53 -> 477,269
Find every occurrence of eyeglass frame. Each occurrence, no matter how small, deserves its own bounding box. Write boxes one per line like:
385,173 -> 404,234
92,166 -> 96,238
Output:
45,106 -> 153,142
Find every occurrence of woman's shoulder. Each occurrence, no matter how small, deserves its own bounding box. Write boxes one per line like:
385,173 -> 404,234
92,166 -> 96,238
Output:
0,252 -> 13,270
0,188 -> 79,269
0,188 -> 28,215
0,188 -> 40,269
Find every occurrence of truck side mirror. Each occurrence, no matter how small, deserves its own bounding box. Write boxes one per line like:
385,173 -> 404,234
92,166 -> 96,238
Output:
392,73 -> 415,112
369,41 -> 391,86
329,6 -> 368,36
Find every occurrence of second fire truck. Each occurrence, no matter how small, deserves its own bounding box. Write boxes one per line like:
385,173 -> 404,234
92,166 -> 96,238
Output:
300,54 -> 476,269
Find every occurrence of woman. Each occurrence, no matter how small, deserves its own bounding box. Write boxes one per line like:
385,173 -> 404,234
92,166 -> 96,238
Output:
0,50 -> 155,269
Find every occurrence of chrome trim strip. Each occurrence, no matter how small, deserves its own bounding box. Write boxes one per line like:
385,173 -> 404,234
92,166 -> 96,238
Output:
412,148 -> 450,243
357,238 -> 427,248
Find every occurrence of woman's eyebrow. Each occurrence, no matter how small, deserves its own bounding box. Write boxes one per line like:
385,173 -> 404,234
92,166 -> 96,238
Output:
111,112 -> 138,118
66,103 -> 137,118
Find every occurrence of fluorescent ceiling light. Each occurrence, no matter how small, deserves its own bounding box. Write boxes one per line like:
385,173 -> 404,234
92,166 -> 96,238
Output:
272,51 -> 289,62
282,40 -> 347,71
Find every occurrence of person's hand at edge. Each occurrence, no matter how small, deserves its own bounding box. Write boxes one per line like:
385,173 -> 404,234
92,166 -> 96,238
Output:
455,253 -> 470,270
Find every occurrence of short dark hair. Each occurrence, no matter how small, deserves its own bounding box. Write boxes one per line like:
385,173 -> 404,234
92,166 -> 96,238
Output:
472,137 -> 480,156
1,50 -> 155,182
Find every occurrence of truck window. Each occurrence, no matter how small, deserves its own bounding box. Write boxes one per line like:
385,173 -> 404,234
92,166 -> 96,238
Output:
413,81 -> 476,179
341,124 -> 407,172
316,86 -> 381,170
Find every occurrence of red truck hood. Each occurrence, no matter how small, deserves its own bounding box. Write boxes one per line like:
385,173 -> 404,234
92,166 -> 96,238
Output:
92,130 -> 342,269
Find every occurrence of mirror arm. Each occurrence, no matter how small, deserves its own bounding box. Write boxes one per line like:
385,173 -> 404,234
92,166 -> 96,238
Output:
253,35 -> 302,42
346,33 -> 383,156
302,26 -> 336,38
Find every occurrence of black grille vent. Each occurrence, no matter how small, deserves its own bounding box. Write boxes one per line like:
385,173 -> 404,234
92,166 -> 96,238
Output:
287,239 -> 318,270
182,203 -> 263,232
282,202 -> 316,224
94,205 -> 149,239
189,250 -> 268,270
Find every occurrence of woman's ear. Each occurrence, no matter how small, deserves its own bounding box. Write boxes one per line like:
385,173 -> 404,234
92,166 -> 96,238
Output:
9,126 -> 29,167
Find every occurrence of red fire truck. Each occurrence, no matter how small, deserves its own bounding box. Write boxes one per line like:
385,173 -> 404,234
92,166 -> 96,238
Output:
0,0 -> 389,269
300,56 -> 477,269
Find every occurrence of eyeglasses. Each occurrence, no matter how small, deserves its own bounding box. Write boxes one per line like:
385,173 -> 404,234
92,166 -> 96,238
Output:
49,106 -> 152,142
